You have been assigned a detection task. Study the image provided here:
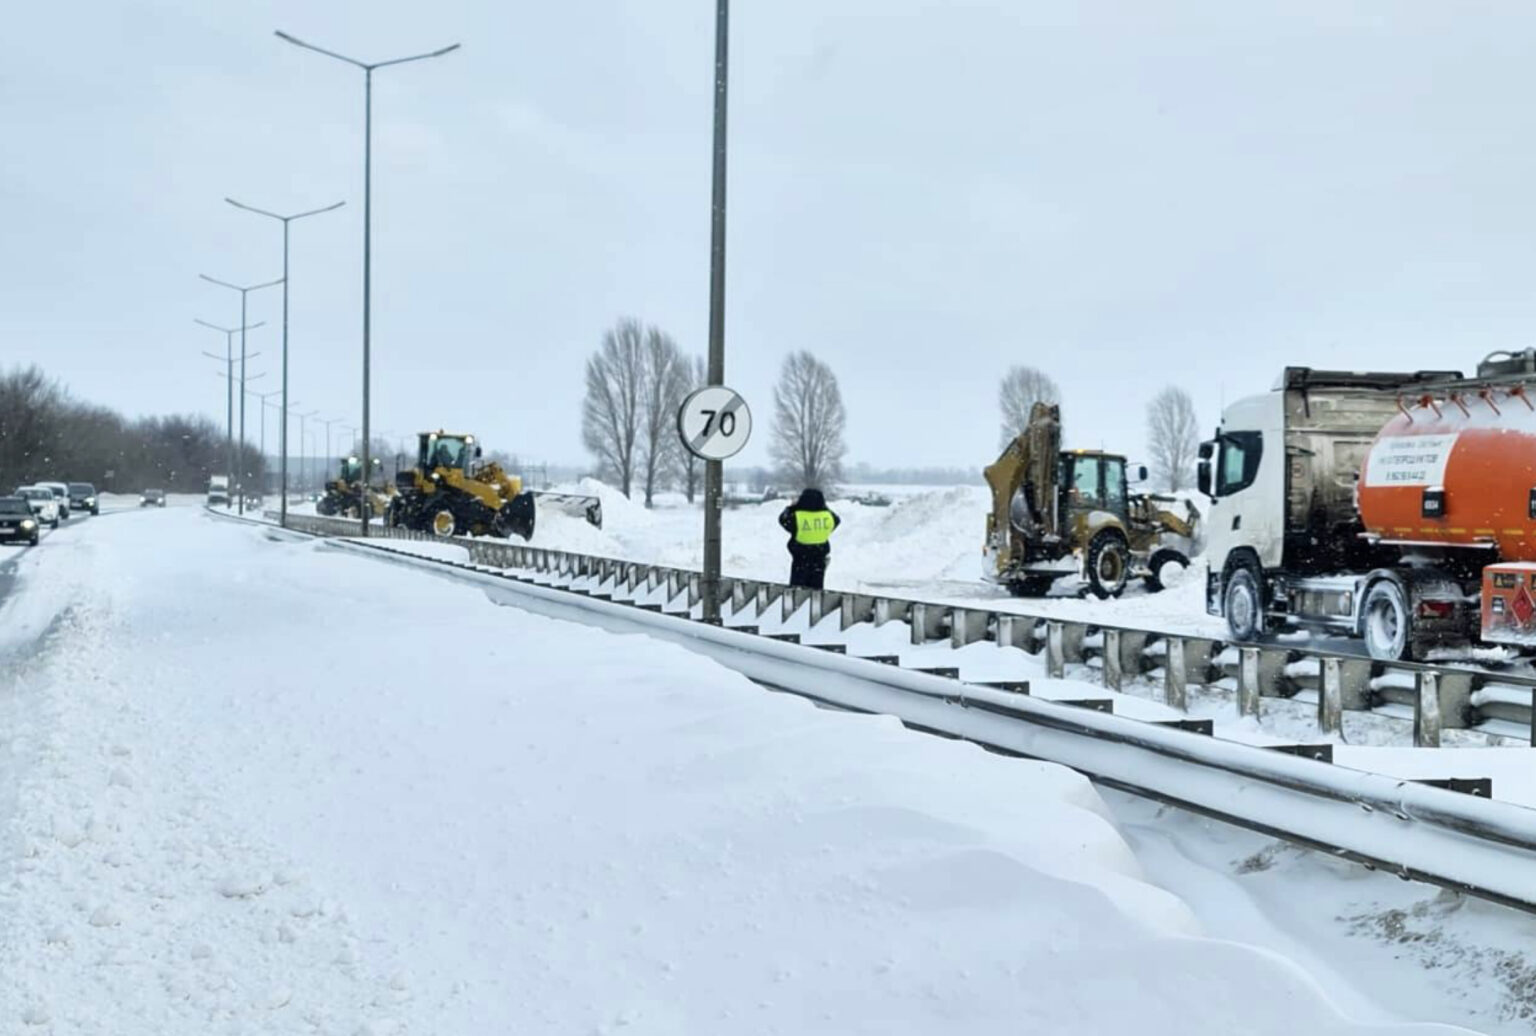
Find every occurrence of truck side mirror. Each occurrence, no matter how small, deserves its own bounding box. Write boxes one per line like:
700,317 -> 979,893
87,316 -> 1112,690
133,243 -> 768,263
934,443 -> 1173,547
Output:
1196,440 -> 1215,498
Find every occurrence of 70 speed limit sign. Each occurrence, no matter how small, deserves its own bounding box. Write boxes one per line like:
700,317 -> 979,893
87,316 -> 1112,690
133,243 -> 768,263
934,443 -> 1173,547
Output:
677,385 -> 752,461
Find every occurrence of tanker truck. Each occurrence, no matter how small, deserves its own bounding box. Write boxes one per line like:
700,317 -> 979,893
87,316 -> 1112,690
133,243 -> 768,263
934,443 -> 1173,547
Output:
1201,352 -> 1536,660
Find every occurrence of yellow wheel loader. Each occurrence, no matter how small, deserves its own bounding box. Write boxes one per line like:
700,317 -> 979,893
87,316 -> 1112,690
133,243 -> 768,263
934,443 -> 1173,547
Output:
983,402 -> 1200,598
383,431 -> 605,540
317,456 -> 394,520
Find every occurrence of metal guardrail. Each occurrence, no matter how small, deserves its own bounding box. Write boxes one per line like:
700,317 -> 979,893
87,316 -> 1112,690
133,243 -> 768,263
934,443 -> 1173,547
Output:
243,519 -> 1536,914
269,511 -> 1536,750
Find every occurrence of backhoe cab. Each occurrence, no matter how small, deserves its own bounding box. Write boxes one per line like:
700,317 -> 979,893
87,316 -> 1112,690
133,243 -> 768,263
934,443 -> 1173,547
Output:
984,402 -> 1199,598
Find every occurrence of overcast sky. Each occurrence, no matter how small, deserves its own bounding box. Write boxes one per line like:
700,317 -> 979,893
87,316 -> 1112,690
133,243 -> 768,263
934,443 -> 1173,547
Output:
5,1 -> 1536,474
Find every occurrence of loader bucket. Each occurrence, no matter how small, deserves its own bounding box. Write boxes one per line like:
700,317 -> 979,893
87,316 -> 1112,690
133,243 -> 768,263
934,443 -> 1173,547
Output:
527,491 -> 603,529
497,492 -> 537,541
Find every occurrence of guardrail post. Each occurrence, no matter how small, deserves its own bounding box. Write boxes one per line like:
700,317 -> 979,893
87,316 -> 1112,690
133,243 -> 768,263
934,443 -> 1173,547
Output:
1238,647 -> 1262,718
756,582 -> 783,619
874,597 -> 910,627
1319,657 -> 1342,735
1435,672 -> 1473,731
911,603 -> 946,645
1415,671 -> 1442,748
1103,629 -> 1124,690
783,586 -> 811,622
809,591 -> 842,628
1164,637 -> 1188,711
996,613 -> 1032,653
687,574 -> 703,609
1045,621 -> 1082,678
949,608 -> 990,648
840,594 -> 875,631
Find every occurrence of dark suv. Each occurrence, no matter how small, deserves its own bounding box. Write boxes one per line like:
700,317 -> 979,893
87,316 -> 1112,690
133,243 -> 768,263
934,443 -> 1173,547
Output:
68,482 -> 99,516
0,496 -> 40,546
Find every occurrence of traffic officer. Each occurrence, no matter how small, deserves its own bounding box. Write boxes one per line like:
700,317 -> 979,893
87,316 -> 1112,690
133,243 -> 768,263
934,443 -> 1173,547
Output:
778,487 -> 841,589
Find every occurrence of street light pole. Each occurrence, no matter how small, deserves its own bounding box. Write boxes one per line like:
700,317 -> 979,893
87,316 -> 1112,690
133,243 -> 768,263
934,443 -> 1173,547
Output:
295,409 -> 318,497
275,29 -> 461,538
200,274 -> 283,514
250,388 -> 282,490
320,417 -> 342,474
196,318 -> 265,505
701,0 -> 730,624
225,198 -> 345,528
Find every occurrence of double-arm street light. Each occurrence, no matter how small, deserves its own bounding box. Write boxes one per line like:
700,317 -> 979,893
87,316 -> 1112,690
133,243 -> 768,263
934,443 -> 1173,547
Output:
200,274 -> 283,514
275,29 -> 461,536
225,198 -> 345,528
196,317 -> 265,502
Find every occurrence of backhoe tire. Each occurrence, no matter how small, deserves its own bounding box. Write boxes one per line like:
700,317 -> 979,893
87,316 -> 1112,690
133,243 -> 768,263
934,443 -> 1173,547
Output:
1143,549 -> 1189,594
431,510 -> 457,537
1087,530 -> 1130,599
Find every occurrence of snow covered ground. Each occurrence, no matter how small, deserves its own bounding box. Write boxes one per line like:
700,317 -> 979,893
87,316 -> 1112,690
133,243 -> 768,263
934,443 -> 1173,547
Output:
0,507 -> 1516,1032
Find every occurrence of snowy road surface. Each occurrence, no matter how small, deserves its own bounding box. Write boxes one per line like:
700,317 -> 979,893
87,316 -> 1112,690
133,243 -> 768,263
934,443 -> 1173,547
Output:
0,508 -> 1497,1032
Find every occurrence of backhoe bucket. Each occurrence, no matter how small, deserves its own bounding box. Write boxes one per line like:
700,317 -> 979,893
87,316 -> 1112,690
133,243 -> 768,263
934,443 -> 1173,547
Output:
497,493 -> 537,541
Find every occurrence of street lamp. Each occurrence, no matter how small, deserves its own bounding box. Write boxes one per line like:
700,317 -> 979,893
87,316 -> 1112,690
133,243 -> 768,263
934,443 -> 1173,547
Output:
225,197 -> 345,529
275,29 -> 461,537
196,318 -> 265,499
319,417 -> 343,477
200,273 -> 283,514
294,409 -> 319,497
249,388 -> 282,490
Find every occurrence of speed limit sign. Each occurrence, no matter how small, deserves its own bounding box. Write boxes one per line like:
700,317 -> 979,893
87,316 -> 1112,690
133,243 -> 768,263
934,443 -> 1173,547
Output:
678,385 -> 752,461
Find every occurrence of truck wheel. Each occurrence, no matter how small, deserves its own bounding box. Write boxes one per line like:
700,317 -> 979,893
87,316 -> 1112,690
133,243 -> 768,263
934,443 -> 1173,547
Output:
1223,562 -> 1264,641
1087,530 -> 1130,599
1362,580 -> 1413,661
1143,549 -> 1189,594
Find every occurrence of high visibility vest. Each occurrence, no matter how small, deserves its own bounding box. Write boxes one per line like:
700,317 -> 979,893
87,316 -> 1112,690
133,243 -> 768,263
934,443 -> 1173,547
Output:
795,509 -> 835,545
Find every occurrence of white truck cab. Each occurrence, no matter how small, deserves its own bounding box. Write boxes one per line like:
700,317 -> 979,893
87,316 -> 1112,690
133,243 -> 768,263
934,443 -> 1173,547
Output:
1199,367 -> 1459,647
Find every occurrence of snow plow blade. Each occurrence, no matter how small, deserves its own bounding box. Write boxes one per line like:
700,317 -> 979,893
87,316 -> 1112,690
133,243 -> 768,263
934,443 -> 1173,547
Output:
528,492 -> 603,529
496,493 -> 537,541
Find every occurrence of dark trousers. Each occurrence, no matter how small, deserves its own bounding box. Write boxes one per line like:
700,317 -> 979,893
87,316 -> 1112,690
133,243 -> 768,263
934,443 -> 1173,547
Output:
788,543 -> 829,589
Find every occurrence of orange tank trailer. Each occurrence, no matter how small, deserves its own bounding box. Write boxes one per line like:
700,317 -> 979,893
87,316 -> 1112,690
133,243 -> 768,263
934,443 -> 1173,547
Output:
1357,386 -> 1536,562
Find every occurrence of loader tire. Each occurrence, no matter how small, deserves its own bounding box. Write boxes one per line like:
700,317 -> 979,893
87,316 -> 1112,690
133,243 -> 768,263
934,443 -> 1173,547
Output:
1087,530 -> 1130,600
431,510 -> 457,537
1143,549 -> 1189,594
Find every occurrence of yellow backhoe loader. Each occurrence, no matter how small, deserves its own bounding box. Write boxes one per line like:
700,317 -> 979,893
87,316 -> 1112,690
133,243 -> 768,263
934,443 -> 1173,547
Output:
983,402 -> 1200,598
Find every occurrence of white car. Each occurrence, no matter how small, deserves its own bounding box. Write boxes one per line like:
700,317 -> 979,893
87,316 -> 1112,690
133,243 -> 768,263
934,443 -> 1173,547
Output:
15,486 -> 61,528
36,481 -> 71,519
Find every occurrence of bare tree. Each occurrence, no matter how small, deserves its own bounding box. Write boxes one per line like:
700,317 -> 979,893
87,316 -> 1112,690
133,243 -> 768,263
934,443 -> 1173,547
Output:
770,351 -> 847,490
638,328 -> 687,508
670,355 -> 707,503
998,366 -> 1060,448
1146,385 -> 1200,491
581,319 -> 646,498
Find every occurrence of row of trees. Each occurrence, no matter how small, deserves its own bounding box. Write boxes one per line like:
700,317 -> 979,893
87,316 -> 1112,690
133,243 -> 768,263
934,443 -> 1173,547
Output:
582,319 -> 851,503
0,365 -> 259,494
996,365 -> 1200,491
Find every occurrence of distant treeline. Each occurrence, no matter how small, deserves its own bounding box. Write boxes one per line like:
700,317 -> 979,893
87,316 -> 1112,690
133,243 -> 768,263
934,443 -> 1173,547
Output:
842,462 -> 981,486
0,365 -> 262,494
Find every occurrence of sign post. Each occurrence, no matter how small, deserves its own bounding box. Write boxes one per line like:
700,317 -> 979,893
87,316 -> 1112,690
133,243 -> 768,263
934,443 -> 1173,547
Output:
680,385 -> 751,623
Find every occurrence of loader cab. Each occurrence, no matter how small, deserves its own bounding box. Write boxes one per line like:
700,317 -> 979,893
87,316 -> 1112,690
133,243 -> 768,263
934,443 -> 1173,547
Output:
340,456 -> 363,484
419,432 -> 476,474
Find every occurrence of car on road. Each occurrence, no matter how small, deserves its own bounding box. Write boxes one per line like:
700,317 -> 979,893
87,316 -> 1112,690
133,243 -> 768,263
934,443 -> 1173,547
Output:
35,482 -> 70,520
68,482 -> 100,515
140,488 -> 167,507
0,497 -> 40,546
15,487 -> 61,528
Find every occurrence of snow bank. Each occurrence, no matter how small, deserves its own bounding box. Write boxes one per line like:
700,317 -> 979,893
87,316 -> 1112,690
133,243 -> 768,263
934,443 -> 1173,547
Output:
0,510 -> 1473,1034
